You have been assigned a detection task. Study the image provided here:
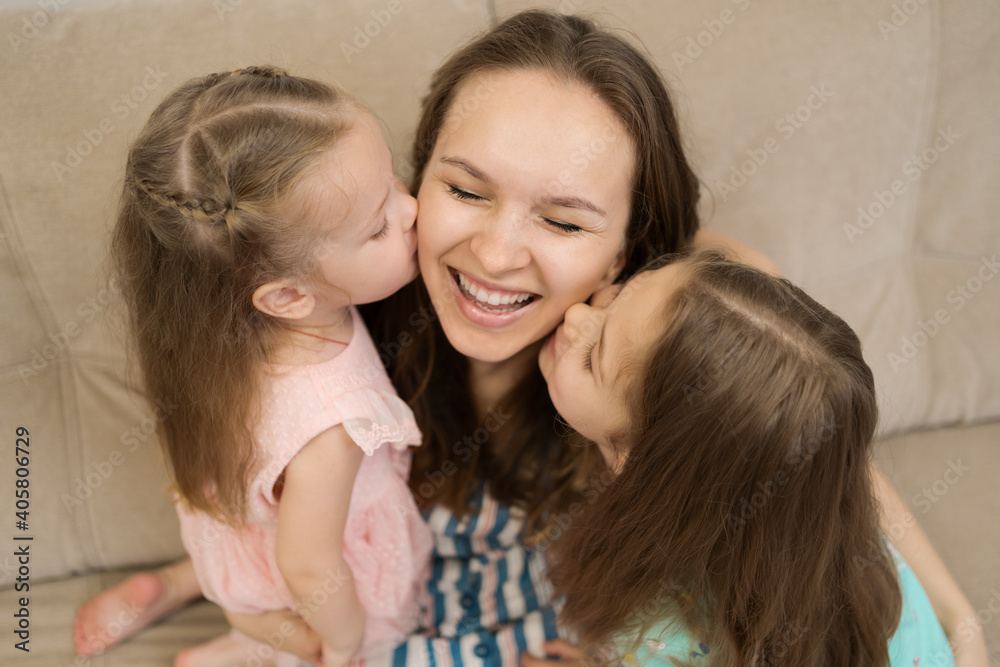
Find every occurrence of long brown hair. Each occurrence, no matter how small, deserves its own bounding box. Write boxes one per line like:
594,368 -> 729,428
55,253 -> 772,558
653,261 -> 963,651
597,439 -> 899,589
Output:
110,66 -> 355,524
551,250 -> 902,666
362,10 -> 701,534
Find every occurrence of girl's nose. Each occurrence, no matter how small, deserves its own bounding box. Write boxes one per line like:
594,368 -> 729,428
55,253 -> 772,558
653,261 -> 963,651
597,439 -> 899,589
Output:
469,212 -> 530,276
396,179 -> 418,232
564,302 -> 604,345
589,283 -> 623,310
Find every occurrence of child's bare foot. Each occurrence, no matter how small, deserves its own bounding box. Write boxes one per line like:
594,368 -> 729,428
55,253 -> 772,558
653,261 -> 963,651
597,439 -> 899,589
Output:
73,558 -> 201,656
174,632 -> 291,667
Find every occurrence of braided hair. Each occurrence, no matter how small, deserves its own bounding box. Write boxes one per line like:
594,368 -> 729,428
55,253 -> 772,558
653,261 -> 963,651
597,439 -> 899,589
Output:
111,66 -> 358,523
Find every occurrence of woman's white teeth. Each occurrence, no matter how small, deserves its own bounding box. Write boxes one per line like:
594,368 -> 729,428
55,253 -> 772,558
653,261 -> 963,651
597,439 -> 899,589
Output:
457,271 -> 534,309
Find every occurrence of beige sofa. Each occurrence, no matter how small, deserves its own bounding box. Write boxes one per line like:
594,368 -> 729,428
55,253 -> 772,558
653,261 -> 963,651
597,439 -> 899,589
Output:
1,0 -> 997,664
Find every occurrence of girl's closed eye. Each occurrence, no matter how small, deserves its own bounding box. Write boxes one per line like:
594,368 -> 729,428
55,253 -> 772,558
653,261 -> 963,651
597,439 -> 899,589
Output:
370,218 -> 390,241
583,339 -> 596,372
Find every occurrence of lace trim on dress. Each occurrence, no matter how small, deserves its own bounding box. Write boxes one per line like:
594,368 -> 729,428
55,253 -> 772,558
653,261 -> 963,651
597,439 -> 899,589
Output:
340,387 -> 421,456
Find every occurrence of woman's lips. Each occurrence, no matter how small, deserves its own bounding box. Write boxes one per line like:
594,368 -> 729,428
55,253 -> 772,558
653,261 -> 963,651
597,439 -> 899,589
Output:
454,269 -> 536,306
448,267 -> 539,329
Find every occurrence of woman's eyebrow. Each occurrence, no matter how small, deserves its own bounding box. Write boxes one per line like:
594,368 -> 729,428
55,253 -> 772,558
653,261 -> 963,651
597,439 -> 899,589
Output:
540,194 -> 605,217
440,156 -> 493,185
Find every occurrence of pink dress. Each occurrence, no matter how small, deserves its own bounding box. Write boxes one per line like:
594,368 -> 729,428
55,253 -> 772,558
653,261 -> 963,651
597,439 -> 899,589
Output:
176,307 -> 433,658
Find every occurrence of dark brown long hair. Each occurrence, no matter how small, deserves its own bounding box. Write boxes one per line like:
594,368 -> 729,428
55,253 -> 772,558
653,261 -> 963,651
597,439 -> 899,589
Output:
362,10 -> 701,533
110,66 -> 355,524
550,250 -> 902,666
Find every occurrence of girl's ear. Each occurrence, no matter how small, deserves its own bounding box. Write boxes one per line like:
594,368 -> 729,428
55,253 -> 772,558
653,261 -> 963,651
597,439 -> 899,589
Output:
597,248 -> 627,289
252,280 -> 315,321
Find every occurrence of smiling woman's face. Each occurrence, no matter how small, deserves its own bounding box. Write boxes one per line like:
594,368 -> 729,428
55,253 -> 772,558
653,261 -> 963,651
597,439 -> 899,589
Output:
415,69 -> 635,364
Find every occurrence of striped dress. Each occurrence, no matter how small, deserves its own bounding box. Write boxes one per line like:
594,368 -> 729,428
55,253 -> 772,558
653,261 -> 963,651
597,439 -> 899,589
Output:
358,484 -> 565,666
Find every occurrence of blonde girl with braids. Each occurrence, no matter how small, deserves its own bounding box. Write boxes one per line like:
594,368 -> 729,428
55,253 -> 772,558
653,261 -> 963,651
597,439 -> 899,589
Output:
531,249 -> 956,667
89,66 -> 433,667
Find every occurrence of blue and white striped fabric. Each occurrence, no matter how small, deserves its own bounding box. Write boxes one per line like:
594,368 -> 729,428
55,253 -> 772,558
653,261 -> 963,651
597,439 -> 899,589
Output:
358,485 -> 565,666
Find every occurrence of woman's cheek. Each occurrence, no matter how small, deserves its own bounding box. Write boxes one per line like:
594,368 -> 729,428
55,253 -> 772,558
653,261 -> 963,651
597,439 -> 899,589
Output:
550,254 -> 609,309
418,197 -> 463,256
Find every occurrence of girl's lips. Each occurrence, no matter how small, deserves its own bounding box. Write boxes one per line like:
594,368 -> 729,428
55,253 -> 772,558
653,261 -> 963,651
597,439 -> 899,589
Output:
544,324 -> 566,362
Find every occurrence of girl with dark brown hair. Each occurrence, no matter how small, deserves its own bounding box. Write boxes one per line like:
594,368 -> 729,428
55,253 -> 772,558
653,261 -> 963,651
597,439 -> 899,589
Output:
526,249 -> 955,667
74,10 -> 980,667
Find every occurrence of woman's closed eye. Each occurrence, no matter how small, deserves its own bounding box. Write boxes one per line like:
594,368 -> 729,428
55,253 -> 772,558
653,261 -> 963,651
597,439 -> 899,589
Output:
449,184 -> 583,233
544,217 -> 583,234
448,184 -> 484,202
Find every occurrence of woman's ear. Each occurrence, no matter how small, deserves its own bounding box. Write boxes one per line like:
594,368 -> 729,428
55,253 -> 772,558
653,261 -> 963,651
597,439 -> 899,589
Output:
597,248 -> 627,289
252,280 -> 315,321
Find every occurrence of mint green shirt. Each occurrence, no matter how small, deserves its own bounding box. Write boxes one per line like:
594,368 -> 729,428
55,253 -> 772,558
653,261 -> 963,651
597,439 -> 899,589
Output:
615,546 -> 954,666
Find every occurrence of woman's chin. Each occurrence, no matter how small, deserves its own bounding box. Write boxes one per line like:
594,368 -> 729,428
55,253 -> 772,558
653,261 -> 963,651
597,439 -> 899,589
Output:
431,298 -> 548,366
448,331 -> 541,366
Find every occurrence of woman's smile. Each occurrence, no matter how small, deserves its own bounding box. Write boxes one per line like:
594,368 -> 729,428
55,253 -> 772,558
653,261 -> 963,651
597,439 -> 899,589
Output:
453,268 -> 537,313
445,266 -> 540,329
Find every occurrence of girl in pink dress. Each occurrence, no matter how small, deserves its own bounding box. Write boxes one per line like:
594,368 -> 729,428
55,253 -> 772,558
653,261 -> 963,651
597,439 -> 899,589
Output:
106,66 -> 432,667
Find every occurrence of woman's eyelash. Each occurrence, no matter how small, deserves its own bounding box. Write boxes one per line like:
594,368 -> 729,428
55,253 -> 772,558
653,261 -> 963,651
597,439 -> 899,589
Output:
448,183 -> 582,234
448,184 -> 484,201
370,219 -> 390,241
545,218 -> 583,234
583,340 -> 596,372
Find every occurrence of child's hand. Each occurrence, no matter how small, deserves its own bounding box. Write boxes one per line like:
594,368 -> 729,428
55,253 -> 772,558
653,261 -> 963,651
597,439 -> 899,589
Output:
320,640 -> 364,667
520,639 -> 589,666
223,607 -> 322,662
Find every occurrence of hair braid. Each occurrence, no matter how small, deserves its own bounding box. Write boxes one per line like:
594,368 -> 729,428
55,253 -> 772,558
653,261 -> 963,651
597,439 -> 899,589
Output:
132,178 -> 240,226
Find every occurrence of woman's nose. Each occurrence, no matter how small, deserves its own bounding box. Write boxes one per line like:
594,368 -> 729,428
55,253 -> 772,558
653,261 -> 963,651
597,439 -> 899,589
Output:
469,212 -> 530,276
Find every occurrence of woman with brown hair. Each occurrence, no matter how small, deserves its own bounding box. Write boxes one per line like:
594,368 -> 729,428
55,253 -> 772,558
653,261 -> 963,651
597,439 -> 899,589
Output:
74,10 -> 981,667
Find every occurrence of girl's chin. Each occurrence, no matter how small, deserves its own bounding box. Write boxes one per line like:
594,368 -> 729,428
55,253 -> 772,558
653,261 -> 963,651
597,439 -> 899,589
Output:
537,349 -> 550,380
537,333 -> 555,369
